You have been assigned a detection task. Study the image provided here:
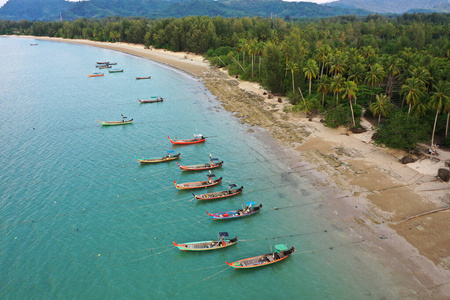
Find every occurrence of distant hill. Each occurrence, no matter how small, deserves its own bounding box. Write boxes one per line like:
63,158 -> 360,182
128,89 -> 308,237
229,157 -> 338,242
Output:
328,0 -> 449,14
0,0 -> 370,21
0,0 -> 71,21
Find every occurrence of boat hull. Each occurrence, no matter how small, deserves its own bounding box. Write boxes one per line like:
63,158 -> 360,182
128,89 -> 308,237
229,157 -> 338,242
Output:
173,239 -> 237,251
194,186 -> 243,200
207,205 -> 261,220
168,136 -> 205,145
136,153 -> 181,164
174,178 -> 222,190
98,119 -> 133,126
226,247 -> 294,269
177,161 -> 223,171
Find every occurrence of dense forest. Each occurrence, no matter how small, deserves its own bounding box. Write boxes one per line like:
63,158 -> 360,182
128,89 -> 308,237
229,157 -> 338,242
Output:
1,13 -> 449,150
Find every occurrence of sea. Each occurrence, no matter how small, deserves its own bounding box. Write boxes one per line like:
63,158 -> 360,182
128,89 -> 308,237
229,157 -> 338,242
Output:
0,36 -> 403,299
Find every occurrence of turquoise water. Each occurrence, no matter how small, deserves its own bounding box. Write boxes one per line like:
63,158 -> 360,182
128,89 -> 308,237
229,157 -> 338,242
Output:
0,37 -> 401,299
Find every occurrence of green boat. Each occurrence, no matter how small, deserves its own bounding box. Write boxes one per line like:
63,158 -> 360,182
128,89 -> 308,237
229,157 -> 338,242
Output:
109,68 -> 124,73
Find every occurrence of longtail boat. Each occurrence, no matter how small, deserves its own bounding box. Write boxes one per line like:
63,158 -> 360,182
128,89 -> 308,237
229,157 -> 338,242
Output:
193,184 -> 243,201
168,134 -> 205,145
107,62 -> 117,65
136,76 -> 151,80
98,114 -> 133,126
88,72 -> 104,77
98,65 -> 112,69
173,232 -> 237,251
109,68 -> 124,73
96,61 -> 109,64
177,155 -> 222,171
207,202 -> 262,220
174,174 -> 222,190
138,97 -> 163,103
226,244 -> 295,269
136,151 -> 180,164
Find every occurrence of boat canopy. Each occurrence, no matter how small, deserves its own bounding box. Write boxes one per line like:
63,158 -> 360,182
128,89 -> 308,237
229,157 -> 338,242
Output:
228,184 -> 237,188
275,244 -> 289,252
210,158 -> 219,161
218,232 -> 229,237
193,134 -> 203,138
207,174 -> 216,178
167,150 -> 175,153
245,201 -> 255,207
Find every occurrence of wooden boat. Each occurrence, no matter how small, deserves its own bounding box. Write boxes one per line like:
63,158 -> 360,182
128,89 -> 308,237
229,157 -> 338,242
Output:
193,184 -> 243,201
98,65 -> 112,69
177,155 -> 222,171
138,97 -> 163,103
168,134 -> 205,145
136,151 -> 180,164
107,62 -> 117,65
96,61 -> 109,64
136,76 -> 151,80
226,244 -> 295,269
174,174 -> 222,190
108,68 -> 124,73
207,202 -> 262,220
173,232 -> 237,251
98,114 -> 133,126
88,72 -> 104,77
30,43 -> 38,46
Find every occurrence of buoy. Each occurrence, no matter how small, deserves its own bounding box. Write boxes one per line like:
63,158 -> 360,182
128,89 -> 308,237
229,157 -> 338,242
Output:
154,237 -> 157,240
98,254 -> 101,256
273,207 -> 278,210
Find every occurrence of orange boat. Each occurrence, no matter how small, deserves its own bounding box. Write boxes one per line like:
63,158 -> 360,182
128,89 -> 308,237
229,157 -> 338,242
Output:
88,72 -> 104,77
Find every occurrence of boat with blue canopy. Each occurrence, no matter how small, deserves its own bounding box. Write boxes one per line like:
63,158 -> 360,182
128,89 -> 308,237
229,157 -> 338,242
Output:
135,150 -> 181,164
207,201 -> 262,220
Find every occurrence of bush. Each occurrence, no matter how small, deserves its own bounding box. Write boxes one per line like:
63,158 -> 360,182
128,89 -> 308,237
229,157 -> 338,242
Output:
374,111 -> 428,150
323,103 -> 361,128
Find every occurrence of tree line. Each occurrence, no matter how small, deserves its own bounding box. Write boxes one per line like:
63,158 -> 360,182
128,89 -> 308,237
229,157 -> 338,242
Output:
1,13 -> 449,150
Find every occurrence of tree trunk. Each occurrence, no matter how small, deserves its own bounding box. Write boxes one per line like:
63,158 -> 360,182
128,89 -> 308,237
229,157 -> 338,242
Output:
258,56 -> 261,77
446,112 -> 449,137
308,77 -> 312,95
322,93 -> 325,107
320,62 -> 324,79
298,87 -> 307,110
378,112 -> 381,125
408,103 -> 412,116
292,70 -> 295,95
251,55 -> 254,78
349,99 -> 356,127
431,109 -> 439,147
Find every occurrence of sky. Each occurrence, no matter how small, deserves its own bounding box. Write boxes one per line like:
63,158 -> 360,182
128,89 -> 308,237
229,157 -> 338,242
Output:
0,0 -> 338,9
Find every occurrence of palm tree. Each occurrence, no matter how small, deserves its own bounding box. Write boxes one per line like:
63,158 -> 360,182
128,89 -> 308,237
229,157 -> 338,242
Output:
342,81 -> 359,127
286,60 -> 299,95
370,94 -> 393,125
303,59 -> 318,95
238,38 -> 247,65
348,63 -> 366,85
385,56 -> 401,99
401,77 -> 425,116
248,39 -> 256,78
255,41 -> 264,77
330,74 -> 345,106
317,75 -> 329,107
316,44 -> 331,78
410,67 -> 433,92
328,51 -> 346,77
365,63 -> 385,88
428,82 -> 450,147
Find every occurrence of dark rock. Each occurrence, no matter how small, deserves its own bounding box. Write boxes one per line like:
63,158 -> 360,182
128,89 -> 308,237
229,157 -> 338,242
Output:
350,127 -> 366,134
437,168 -> 450,182
263,91 -> 267,95
401,155 -> 416,164
268,93 -> 273,99
445,160 -> 450,168
278,97 -> 282,103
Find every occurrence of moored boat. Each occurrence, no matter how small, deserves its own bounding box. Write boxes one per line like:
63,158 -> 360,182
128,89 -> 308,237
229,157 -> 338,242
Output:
226,244 -> 295,269
98,114 -> 133,126
168,134 -> 205,145
193,184 -> 243,201
173,232 -> 237,251
136,76 -> 151,80
138,97 -> 163,103
96,61 -> 109,64
136,151 -> 180,164
207,202 -> 262,220
109,68 -> 124,73
88,72 -> 104,77
98,65 -> 112,69
174,174 -> 222,190
177,155 -> 222,171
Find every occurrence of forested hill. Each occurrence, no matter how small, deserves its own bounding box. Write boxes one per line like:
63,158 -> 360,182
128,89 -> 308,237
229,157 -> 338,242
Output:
0,0 -> 370,21
329,0 -> 449,14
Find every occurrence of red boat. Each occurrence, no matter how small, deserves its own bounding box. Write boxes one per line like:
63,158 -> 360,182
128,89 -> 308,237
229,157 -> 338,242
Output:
168,134 -> 206,145
177,155 -> 223,171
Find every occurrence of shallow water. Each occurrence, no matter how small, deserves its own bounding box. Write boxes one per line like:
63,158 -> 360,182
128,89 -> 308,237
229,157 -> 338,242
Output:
0,36 -> 401,299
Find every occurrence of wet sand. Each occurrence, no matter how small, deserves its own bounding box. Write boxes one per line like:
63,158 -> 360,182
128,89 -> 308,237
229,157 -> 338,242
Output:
12,36 -> 450,298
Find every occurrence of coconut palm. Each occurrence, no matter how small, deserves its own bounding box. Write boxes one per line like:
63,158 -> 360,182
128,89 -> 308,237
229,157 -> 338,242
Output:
317,75 -> 329,107
316,44 -> 331,78
410,67 -> 433,92
385,56 -> 402,99
428,82 -> 450,147
328,52 -> 347,77
342,81 -> 359,127
365,63 -> 385,88
401,77 -> 426,116
255,41 -> 264,77
348,63 -> 366,85
370,94 -> 393,125
330,74 -> 345,106
303,59 -> 318,95
286,60 -> 299,95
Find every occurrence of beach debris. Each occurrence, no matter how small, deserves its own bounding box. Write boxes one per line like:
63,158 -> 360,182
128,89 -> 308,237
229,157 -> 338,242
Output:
445,160 -> 450,168
437,168 -> 450,182
401,155 -> 416,164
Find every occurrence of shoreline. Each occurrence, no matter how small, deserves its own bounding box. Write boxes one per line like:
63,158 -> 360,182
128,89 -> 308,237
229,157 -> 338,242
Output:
10,35 -> 450,298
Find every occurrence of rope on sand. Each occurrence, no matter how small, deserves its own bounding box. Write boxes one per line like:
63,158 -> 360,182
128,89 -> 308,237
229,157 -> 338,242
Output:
396,207 -> 450,224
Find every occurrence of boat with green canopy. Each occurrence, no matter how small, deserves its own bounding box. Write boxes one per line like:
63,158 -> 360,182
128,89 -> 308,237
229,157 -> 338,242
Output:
226,244 -> 295,269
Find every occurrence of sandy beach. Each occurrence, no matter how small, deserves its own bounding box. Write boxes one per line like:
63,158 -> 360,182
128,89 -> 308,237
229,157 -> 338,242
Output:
14,36 -> 450,298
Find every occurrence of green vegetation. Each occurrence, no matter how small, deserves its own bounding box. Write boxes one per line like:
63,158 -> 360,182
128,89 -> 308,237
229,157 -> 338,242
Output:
1,13 -> 449,150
